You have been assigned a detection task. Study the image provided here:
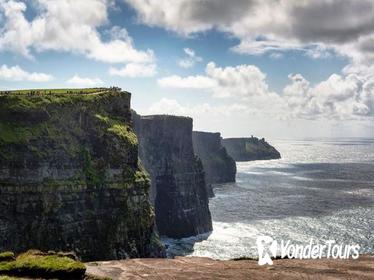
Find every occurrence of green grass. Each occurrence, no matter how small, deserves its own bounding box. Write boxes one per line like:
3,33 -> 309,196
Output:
0,276 -> 21,280
0,122 -> 43,144
82,148 -> 105,188
95,114 -> 138,146
1,88 -> 109,95
0,253 -> 14,263
0,87 -> 128,113
0,87 -> 130,149
0,250 -> 86,279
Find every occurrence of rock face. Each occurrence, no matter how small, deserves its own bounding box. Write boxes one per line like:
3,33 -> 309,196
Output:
192,131 -> 236,196
132,112 -> 212,238
222,137 -> 281,161
0,89 -> 163,261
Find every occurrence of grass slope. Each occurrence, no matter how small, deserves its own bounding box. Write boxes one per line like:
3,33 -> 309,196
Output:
0,250 -> 86,279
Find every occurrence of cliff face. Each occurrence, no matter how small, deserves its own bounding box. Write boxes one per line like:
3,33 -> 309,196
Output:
222,137 -> 281,161
132,112 -> 212,238
0,89 -> 163,261
192,131 -> 236,196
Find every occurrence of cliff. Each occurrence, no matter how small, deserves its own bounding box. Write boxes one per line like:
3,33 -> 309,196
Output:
0,88 -> 163,261
222,137 -> 281,161
192,131 -> 236,196
132,112 -> 212,238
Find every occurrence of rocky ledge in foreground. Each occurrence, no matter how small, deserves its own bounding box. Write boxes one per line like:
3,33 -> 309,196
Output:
86,255 -> 374,280
222,136 -> 281,161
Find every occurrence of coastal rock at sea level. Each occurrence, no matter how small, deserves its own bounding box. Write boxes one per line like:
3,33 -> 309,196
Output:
132,112 -> 213,238
0,88 -> 163,261
222,136 -> 281,161
192,131 -> 236,196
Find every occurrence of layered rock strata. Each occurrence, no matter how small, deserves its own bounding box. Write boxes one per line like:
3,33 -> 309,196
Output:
0,89 -> 162,261
192,131 -> 236,196
132,113 -> 212,238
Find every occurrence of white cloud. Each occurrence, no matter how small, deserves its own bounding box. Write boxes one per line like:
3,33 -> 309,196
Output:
0,0 -> 154,64
158,75 -> 216,89
283,70 -> 374,119
126,0 -> 374,132
148,98 -> 190,116
158,61 -> 279,99
157,62 -> 285,118
183,48 -> 195,57
283,74 -> 311,110
157,60 -> 374,121
109,63 -> 156,78
205,62 -> 277,99
124,0 -> 255,35
66,74 -> 104,87
147,98 -> 247,118
178,59 -> 194,69
87,38 -> 154,64
125,0 -> 374,64
0,64 -> 53,82
178,47 -> 202,68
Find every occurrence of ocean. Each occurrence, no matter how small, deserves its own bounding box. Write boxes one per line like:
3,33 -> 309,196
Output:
163,138 -> 374,259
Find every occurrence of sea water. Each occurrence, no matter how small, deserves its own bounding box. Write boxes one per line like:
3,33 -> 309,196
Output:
164,138 -> 374,259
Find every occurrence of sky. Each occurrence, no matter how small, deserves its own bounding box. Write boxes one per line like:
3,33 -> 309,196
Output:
1,0 -> 374,139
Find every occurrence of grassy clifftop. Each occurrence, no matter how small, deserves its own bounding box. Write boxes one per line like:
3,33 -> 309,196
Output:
0,87 -> 135,162
0,87 -> 124,112
1,88 -> 108,94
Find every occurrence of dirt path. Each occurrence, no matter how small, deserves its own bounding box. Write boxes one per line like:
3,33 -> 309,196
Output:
86,255 -> 374,280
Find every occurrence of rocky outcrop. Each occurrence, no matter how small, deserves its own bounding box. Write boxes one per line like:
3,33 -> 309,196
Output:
0,89 -> 163,261
222,137 -> 281,161
132,112 -> 212,238
192,131 -> 236,196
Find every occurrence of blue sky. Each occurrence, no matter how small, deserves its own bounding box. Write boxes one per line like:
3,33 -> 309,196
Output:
1,0 -> 374,138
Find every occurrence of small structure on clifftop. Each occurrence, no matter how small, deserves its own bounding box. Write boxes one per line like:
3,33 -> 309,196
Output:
222,136 -> 281,161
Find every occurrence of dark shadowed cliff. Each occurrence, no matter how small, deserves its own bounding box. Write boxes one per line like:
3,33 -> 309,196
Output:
132,112 -> 212,238
192,131 -> 236,197
222,137 -> 281,161
0,89 -> 163,261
